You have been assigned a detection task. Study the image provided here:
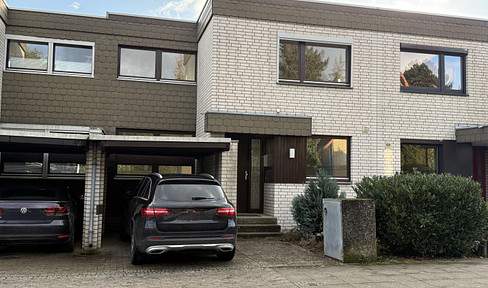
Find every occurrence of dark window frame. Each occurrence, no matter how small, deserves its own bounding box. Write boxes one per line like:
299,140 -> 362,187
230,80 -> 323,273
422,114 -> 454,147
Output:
278,40 -> 352,88
400,44 -> 467,96
306,135 -> 351,183
401,140 -> 443,174
118,45 -> 197,83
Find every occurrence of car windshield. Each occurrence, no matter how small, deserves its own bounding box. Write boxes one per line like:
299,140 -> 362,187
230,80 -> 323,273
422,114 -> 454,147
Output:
154,183 -> 226,202
0,188 -> 67,201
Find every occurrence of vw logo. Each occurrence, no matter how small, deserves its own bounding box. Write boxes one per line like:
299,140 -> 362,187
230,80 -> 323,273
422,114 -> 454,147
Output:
20,207 -> 28,214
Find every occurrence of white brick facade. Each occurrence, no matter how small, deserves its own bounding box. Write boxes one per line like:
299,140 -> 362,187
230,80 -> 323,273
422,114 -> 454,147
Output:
82,143 -> 106,250
196,14 -> 488,228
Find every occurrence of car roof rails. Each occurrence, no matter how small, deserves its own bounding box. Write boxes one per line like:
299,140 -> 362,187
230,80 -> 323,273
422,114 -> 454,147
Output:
149,172 -> 163,178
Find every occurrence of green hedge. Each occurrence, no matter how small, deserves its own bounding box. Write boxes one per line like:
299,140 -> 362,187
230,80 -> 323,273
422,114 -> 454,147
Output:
354,172 -> 488,257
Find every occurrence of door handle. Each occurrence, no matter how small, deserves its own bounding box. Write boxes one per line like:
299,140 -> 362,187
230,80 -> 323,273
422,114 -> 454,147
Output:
245,170 -> 249,180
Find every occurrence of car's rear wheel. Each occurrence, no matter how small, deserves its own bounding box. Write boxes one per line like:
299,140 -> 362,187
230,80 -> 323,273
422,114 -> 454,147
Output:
217,247 -> 235,261
130,229 -> 146,265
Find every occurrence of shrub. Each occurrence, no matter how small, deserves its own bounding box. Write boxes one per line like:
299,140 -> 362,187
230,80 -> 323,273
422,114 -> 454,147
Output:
354,172 -> 488,257
291,169 -> 345,235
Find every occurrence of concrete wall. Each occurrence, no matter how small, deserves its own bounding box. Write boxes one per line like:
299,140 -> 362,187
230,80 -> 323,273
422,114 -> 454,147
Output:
2,10 -> 198,135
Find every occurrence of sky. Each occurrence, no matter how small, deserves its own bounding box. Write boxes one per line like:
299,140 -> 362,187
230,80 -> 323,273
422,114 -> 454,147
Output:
5,0 -> 488,21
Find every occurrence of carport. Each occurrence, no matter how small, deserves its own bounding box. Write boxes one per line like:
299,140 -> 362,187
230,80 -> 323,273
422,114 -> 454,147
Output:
0,124 -> 237,251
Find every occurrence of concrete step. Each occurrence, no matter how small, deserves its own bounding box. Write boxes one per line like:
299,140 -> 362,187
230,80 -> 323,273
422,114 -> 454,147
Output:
238,231 -> 284,239
237,215 -> 278,225
238,224 -> 282,233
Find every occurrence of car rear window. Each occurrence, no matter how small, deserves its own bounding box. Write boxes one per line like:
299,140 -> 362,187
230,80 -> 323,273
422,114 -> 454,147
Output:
0,188 -> 67,201
154,183 -> 226,202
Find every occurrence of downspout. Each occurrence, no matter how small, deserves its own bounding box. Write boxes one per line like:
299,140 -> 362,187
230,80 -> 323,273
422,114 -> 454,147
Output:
88,141 -> 97,247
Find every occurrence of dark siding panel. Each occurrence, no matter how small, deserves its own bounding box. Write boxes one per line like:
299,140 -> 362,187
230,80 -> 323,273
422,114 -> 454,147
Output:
442,140 -> 473,177
272,136 -> 306,183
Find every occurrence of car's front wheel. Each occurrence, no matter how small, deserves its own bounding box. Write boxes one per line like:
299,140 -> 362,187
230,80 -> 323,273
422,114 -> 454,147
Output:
130,229 -> 146,265
217,247 -> 235,261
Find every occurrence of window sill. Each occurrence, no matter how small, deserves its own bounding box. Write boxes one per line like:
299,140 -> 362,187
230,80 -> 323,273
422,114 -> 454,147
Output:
5,69 -> 95,78
278,80 -> 352,89
117,76 -> 197,86
400,88 -> 468,97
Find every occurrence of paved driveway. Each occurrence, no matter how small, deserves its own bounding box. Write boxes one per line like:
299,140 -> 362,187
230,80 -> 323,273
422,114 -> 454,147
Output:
1,235 -> 488,287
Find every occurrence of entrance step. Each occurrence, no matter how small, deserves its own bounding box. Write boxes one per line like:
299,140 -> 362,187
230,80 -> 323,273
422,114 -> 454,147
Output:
237,214 -> 283,238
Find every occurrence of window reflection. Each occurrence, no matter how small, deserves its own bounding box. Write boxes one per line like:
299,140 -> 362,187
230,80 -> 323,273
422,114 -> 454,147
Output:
279,41 -> 299,80
400,52 -> 439,88
120,48 -> 156,78
401,144 -> 438,173
8,40 -> 48,70
54,45 -> 93,74
444,56 -> 462,90
305,45 -> 347,83
307,137 -> 349,179
162,52 -> 196,81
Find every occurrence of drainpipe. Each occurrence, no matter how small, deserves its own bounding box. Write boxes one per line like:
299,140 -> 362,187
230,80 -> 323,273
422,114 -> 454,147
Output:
88,141 -> 97,248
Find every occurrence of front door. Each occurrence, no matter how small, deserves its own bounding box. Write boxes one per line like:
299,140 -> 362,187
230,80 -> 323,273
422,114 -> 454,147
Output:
236,136 -> 263,213
473,148 -> 486,201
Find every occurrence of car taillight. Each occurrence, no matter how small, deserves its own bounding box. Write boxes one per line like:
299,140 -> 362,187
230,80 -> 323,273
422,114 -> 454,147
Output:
141,207 -> 171,218
44,205 -> 68,216
0,208 -> 2,215
216,207 -> 236,217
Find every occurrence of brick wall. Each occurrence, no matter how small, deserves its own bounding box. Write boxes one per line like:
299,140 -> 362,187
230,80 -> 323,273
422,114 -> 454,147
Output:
196,20 -> 214,137
2,10 -> 198,134
82,143 -> 106,250
0,2 -> 5,120
219,140 -> 238,206
204,15 -> 488,185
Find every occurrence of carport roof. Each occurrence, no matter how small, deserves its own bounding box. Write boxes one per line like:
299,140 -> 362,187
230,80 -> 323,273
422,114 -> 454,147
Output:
0,130 -> 231,157
456,125 -> 488,146
88,134 -> 231,157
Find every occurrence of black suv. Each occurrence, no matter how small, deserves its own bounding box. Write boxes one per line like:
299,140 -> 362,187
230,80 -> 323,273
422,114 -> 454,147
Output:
121,173 -> 237,265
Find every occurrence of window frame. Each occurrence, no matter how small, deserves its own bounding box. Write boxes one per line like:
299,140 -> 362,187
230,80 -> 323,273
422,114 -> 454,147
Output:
306,135 -> 351,183
5,34 -> 95,77
400,44 -> 467,96
400,140 -> 442,174
277,33 -> 353,88
117,45 -> 197,85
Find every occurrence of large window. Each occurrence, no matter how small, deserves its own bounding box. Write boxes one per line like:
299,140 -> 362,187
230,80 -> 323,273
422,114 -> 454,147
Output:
401,143 -> 439,174
278,34 -> 352,87
1,152 -> 85,177
400,44 -> 466,95
306,136 -> 350,180
6,35 -> 94,76
119,47 -> 196,83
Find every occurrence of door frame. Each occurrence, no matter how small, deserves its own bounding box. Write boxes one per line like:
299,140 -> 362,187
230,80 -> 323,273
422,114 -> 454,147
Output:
232,134 -> 264,213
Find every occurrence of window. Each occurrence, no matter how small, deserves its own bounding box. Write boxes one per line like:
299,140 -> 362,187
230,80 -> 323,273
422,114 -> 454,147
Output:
278,34 -> 352,87
2,152 -> 43,174
400,44 -> 466,95
306,136 -> 350,180
401,143 -> 439,173
6,35 -> 94,76
118,47 -> 196,83
49,154 -> 86,174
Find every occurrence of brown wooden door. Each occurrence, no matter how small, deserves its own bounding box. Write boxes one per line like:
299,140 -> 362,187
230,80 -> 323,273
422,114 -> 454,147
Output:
236,136 -> 263,213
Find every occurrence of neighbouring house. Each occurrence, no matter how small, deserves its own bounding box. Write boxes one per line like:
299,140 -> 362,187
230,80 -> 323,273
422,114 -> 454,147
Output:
0,0 -> 487,250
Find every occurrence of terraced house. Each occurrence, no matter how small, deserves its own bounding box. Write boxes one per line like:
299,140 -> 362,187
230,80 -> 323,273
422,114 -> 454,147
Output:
0,0 -> 487,250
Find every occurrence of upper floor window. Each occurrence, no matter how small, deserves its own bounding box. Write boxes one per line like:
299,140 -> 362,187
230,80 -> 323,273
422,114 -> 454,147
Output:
400,44 -> 467,95
6,35 -> 94,77
119,46 -> 196,83
278,33 -> 352,87
306,136 -> 350,181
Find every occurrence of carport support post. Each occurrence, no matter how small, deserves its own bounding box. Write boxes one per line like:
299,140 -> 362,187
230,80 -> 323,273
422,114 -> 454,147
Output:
82,141 -> 106,251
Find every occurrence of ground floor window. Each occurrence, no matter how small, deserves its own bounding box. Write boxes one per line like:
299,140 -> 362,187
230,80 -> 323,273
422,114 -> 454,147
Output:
401,143 -> 439,173
306,136 -> 350,181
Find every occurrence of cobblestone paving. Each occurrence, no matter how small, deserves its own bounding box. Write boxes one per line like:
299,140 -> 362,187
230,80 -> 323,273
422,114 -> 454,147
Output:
1,236 -> 488,287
